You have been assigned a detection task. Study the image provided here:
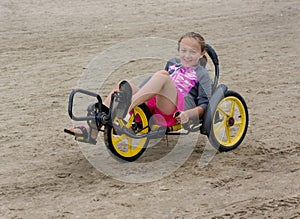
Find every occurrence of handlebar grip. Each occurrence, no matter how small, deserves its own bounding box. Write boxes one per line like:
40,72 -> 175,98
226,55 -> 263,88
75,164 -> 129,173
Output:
174,111 -> 181,117
174,111 -> 189,130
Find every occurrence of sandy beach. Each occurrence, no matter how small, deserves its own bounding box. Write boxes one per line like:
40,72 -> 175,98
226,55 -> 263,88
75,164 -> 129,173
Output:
0,0 -> 299,218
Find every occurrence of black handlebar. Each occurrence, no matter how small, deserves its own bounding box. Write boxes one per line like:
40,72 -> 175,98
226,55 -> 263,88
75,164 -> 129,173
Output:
68,88 -> 99,121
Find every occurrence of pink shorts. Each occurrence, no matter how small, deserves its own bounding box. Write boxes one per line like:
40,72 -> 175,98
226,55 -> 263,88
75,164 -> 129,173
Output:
146,91 -> 184,126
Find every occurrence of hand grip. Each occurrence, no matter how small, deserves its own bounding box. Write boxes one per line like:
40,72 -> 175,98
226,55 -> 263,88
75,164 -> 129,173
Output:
174,111 -> 189,130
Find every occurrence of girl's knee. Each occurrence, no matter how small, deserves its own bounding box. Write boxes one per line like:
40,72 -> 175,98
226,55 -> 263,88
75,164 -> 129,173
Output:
154,70 -> 169,77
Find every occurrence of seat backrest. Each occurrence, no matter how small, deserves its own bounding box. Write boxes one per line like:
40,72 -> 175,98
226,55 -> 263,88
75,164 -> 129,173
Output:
205,44 -> 219,92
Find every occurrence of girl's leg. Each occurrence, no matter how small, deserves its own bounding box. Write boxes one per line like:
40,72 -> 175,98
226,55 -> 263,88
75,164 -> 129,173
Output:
130,70 -> 178,115
68,71 -> 177,142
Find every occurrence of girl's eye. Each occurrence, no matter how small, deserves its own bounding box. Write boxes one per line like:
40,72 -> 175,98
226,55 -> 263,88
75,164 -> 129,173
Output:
180,48 -> 197,55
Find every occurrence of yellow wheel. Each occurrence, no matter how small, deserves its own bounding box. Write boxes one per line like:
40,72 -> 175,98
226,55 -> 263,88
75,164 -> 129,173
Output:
104,104 -> 151,162
210,90 -> 248,151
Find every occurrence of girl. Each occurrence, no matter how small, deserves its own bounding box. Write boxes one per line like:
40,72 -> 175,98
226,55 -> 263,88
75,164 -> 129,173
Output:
67,32 -> 212,144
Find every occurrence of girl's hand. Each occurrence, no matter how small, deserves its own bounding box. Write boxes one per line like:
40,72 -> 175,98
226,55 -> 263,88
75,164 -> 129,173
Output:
174,111 -> 189,124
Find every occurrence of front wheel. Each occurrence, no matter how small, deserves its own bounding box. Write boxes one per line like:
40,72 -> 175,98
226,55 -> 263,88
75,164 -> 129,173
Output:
209,90 -> 249,151
104,104 -> 151,162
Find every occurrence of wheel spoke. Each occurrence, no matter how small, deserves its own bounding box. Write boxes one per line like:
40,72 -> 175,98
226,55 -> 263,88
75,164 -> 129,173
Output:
122,119 -> 131,128
217,106 -> 229,117
225,125 -> 231,143
128,137 -> 133,154
113,134 -> 126,144
215,119 -> 226,133
234,120 -> 242,127
230,101 -> 236,117
136,129 -> 148,136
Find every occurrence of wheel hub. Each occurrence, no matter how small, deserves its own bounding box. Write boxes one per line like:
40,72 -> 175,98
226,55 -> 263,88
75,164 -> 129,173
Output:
228,117 -> 235,126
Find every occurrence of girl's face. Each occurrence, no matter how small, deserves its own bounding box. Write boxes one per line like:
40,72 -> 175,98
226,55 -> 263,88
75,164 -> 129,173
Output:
179,37 -> 204,67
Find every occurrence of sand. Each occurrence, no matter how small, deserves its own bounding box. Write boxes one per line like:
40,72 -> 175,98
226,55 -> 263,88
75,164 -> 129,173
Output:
0,0 -> 299,218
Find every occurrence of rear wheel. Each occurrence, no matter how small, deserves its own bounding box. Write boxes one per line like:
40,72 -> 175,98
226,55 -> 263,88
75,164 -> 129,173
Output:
104,104 -> 151,162
209,90 -> 248,151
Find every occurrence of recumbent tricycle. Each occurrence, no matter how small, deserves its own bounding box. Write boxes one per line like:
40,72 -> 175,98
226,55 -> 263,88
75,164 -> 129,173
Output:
65,44 -> 249,162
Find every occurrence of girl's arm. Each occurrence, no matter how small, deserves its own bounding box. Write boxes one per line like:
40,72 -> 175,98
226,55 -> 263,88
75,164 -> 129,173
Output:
174,106 -> 204,124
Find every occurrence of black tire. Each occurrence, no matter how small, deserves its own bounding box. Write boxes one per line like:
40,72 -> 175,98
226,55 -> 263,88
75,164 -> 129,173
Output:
104,104 -> 151,162
208,90 -> 249,151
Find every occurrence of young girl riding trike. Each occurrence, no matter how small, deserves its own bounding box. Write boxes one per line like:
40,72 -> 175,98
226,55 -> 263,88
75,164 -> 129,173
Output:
64,32 -> 249,162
